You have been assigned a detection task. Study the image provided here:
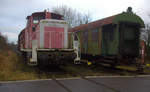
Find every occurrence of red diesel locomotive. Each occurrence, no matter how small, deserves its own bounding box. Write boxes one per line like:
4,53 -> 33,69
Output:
18,10 -> 80,66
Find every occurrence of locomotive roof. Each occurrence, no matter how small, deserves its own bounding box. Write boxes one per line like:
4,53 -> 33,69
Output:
70,11 -> 145,32
26,11 -> 63,19
32,12 -> 45,17
26,12 -> 45,19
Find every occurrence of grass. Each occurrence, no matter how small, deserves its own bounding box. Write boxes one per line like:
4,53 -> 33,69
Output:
0,50 -> 42,81
115,65 -> 137,71
1,49 -> 150,81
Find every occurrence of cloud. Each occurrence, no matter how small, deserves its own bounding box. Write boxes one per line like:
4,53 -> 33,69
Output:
0,0 -> 55,43
0,0 -> 149,43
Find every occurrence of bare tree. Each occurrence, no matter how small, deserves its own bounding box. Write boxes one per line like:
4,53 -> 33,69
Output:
141,23 -> 150,45
0,32 -> 8,50
146,23 -> 150,46
146,14 -> 150,44
140,13 -> 150,44
52,5 -> 92,28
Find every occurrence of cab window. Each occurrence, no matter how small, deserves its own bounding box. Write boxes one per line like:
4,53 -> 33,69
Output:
33,16 -> 45,24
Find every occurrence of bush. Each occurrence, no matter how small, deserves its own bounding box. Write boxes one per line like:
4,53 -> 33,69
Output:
0,33 -> 8,50
0,33 -> 40,81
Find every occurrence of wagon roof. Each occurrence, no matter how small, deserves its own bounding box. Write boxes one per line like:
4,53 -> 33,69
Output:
69,14 -> 117,32
69,12 -> 145,32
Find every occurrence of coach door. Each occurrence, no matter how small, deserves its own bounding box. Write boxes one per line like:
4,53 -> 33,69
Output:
119,22 -> 140,57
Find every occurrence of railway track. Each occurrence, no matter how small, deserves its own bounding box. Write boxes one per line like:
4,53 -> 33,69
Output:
50,71 -> 120,92
36,64 -> 121,92
35,63 -> 149,92
36,62 -> 147,79
58,65 -> 121,92
52,77 -> 72,92
70,72 -> 120,92
97,63 -> 147,75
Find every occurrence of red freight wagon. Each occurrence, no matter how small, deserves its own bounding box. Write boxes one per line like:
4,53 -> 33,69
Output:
18,10 -> 80,66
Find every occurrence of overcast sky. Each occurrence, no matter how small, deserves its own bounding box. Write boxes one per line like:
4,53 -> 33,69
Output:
0,0 -> 150,43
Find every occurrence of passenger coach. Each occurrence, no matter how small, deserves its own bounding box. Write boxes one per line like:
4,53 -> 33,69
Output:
70,7 -> 145,66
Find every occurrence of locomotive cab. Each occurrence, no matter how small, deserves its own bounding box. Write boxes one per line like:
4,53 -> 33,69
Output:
31,12 -> 63,24
27,11 -> 63,31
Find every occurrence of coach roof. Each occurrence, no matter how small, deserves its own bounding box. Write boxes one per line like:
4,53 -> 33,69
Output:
70,8 -> 144,32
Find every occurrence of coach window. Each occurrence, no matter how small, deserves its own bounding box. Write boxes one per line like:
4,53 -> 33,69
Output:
83,31 -> 88,42
124,27 -> 135,40
109,28 -> 114,41
92,28 -> 98,42
103,24 -> 114,41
